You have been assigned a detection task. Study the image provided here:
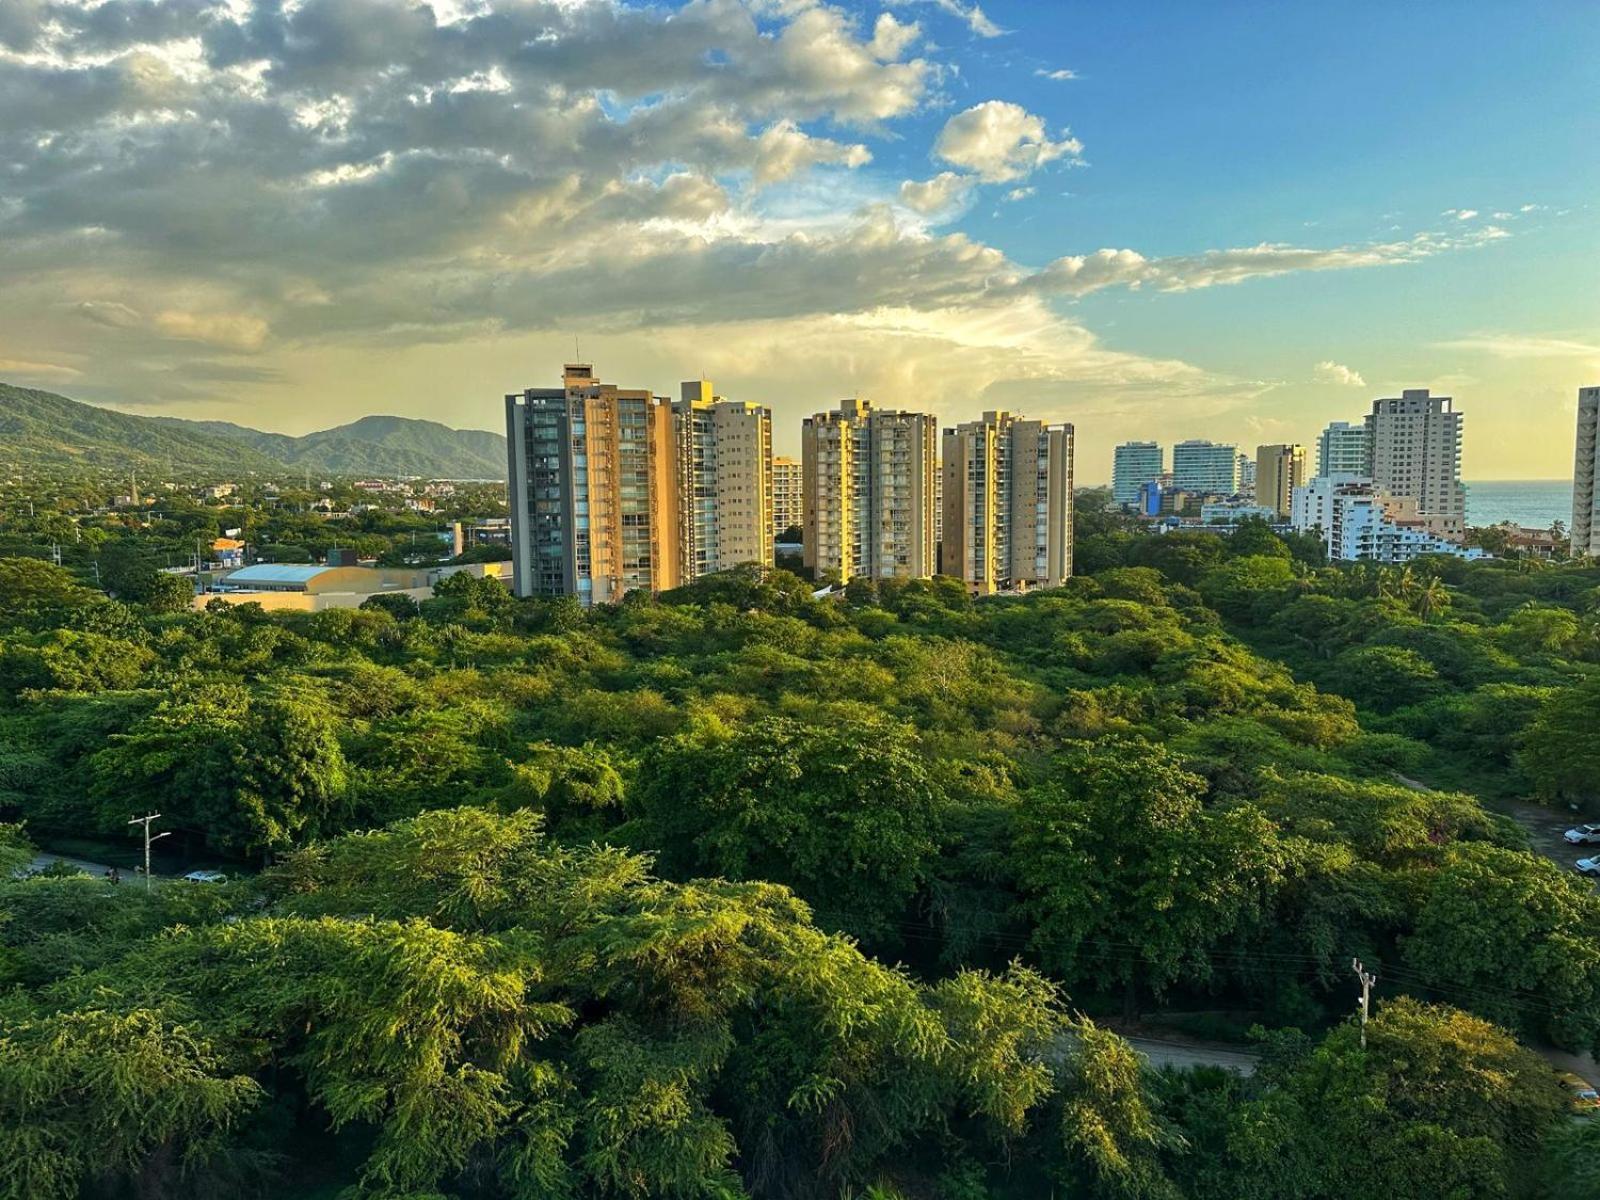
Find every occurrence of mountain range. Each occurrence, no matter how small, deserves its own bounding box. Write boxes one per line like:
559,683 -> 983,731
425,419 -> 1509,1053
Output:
0,383 -> 507,480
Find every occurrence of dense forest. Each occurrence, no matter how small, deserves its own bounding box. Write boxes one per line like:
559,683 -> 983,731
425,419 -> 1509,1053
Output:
2,495 -> 1599,1199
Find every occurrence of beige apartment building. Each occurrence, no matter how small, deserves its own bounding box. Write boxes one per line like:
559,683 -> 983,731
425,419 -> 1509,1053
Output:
801,398 -> 938,582
505,364 -> 681,605
1575,385 -> 1599,558
941,411 -> 1074,595
673,380 -> 774,579
1256,443 -> 1308,517
1366,389 -> 1466,538
773,456 -> 803,536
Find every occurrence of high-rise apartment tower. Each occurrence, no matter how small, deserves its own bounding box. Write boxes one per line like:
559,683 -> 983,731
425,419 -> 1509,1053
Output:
1256,443 -> 1308,517
505,364 -> 680,605
801,398 -> 938,582
1317,421 -> 1371,478
1574,386 -> 1599,558
673,381 -> 773,579
772,456 -> 803,537
1171,440 -> 1239,496
941,411 -> 1074,595
1112,442 -> 1163,507
1365,389 -> 1465,536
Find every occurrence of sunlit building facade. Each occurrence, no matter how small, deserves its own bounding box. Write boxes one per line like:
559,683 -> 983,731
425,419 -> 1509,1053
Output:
802,398 -> 938,582
941,411 -> 1074,595
506,364 -> 681,605
673,380 -> 773,579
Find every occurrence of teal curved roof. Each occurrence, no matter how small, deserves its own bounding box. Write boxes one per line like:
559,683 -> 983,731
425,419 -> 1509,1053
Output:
225,564 -> 337,584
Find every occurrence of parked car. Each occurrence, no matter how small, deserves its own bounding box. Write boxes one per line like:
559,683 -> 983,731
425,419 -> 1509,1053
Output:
1564,824 -> 1600,845
1575,858 -> 1600,878
1561,1072 -> 1600,1113
183,869 -> 228,884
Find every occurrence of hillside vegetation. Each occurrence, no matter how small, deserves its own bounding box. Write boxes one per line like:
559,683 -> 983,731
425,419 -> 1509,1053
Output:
0,383 -> 507,480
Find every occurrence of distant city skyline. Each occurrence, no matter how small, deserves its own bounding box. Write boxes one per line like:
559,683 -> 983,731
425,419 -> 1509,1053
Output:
0,0 -> 1594,480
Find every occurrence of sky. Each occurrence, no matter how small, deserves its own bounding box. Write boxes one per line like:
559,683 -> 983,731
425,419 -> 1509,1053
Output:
1,0 -> 1596,483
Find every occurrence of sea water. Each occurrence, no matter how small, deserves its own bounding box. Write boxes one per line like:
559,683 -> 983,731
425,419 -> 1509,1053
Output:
1465,480 -> 1573,530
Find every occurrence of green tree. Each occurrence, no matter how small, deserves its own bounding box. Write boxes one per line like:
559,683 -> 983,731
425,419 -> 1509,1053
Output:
0,1008 -> 262,1200
1520,677 -> 1600,804
1012,739 -> 1289,1005
1403,843 -> 1600,1051
632,715 -> 945,940
91,681 -> 348,854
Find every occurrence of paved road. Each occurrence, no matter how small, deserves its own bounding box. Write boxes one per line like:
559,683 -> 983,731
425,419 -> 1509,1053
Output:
27,852 -> 119,876
1124,1036 -> 1259,1075
23,852 -> 163,882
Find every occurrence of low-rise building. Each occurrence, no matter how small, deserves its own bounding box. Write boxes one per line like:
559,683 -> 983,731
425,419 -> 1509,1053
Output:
203,562 -> 508,612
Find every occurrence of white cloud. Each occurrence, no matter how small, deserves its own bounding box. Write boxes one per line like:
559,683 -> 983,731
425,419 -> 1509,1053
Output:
1313,360 -> 1366,386
898,171 -> 976,215
1432,334 -> 1600,359
886,0 -> 1004,38
1442,208 -> 1479,220
1022,232 -> 1467,298
868,13 -> 920,60
751,121 -> 871,187
1034,68 -> 1078,81
934,100 -> 1082,182
1003,186 -> 1034,202
0,0 -> 1525,424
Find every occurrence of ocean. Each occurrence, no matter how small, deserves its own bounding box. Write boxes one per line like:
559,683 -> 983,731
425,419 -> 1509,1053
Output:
1465,480 -> 1573,530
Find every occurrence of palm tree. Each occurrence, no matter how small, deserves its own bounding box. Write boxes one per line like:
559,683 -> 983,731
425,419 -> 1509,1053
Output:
1414,576 -> 1450,620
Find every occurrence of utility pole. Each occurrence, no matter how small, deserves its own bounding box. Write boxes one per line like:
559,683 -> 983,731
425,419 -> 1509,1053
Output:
127,813 -> 171,892
1352,958 -> 1377,1049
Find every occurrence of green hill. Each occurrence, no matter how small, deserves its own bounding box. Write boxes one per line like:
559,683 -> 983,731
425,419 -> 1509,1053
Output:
0,383 -> 508,480
0,383 -> 283,477
169,413 -> 508,479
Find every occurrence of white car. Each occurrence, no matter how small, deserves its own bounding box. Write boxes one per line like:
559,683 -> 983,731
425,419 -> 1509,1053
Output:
1565,824 -> 1600,845
1575,858 -> 1600,878
183,869 -> 228,884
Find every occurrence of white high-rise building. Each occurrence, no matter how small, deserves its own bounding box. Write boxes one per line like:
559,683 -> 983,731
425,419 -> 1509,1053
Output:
1365,389 -> 1466,537
1236,453 -> 1257,498
1172,440 -> 1239,496
941,411 -> 1074,595
1575,386 -> 1600,558
1317,421 -> 1371,478
1112,442 -> 1163,506
673,381 -> 773,580
802,398 -> 938,582
1291,477 -> 1485,565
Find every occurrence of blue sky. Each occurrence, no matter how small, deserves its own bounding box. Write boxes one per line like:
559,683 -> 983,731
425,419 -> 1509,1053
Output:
0,0 -> 1594,480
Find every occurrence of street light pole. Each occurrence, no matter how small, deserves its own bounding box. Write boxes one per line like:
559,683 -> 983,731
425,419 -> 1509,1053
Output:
127,813 -> 171,892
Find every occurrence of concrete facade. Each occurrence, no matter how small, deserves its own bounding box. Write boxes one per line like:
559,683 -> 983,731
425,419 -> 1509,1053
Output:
772,456 -> 803,535
506,364 -> 681,605
1574,386 -> 1599,558
1256,443 -> 1308,517
1112,442 -> 1163,506
1291,476 -> 1484,564
941,411 -> 1073,595
801,399 -> 938,582
1365,389 -> 1466,537
1171,439 -> 1239,496
673,382 -> 774,580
